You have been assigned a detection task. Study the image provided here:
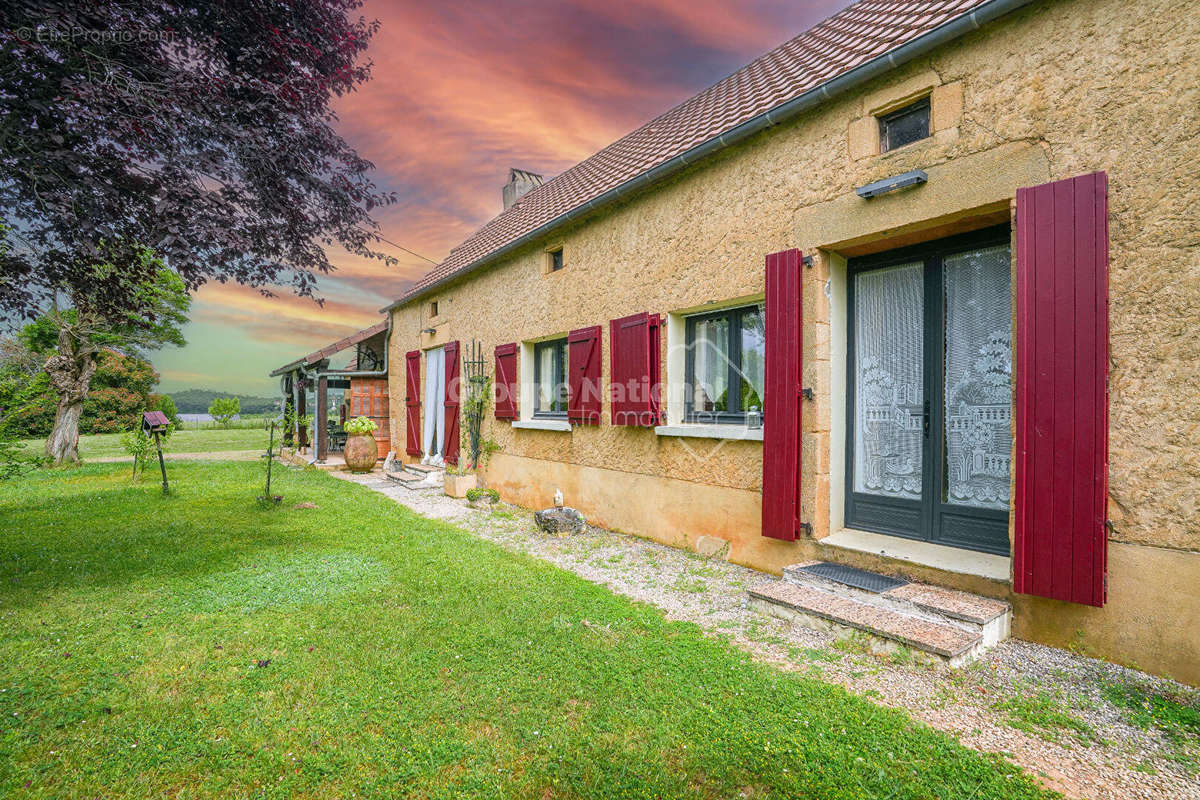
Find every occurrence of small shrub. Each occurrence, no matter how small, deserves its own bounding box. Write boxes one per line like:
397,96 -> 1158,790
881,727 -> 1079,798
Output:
0,434 -> 37,480
465,487 -> 499,503
120,427 -> 156,479
344,416 -> 378,435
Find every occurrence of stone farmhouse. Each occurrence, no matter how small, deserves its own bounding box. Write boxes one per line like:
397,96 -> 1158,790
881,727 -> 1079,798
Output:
277,0 -> 1199,684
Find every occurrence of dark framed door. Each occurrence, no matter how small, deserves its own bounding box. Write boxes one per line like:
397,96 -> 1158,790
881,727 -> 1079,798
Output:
845,225 -> 1012,556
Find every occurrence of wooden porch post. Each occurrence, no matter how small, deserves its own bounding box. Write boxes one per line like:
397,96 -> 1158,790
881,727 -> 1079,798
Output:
283,376 -> 295,446
297,375 -> 308,450
316,374 -> 329,462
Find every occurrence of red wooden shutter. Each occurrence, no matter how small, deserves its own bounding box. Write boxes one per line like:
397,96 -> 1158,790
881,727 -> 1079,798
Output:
761,248 -> 803,541
443,341 -> 461,466
648,314 -> 663,422
494,343 -> 518,420
568,326 -> 602,424
609,312 -> 663,426
404,350 -> 421,456
1014,171 -> 1109,607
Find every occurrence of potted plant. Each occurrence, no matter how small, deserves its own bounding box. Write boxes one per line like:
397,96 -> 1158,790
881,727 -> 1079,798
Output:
342,416 -> 378,473
443,464 -> 477,498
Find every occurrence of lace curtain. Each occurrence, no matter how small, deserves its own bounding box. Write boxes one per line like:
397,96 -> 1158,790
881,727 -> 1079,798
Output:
691,316 -> 729,412
943,245 -> 1012,509
853,263 -> 925,499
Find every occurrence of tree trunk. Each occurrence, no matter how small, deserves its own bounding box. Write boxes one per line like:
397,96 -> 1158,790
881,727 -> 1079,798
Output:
46,398 -> 85,464
43,329 -> 97,465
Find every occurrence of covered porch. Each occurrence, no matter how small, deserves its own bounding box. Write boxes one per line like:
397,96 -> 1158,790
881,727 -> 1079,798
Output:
269,320 -> 391,466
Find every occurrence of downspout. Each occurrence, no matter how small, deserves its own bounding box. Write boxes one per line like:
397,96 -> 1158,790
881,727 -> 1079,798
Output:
380,0 -> 1037,314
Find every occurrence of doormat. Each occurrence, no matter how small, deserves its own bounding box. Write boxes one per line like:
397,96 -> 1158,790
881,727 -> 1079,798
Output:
795,562 -> 908,593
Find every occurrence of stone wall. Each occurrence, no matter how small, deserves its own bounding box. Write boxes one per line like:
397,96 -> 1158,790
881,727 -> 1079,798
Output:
387,0 -> 1200,682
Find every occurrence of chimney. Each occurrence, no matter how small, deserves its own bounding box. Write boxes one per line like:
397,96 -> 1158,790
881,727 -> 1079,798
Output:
502,168 -> 544,210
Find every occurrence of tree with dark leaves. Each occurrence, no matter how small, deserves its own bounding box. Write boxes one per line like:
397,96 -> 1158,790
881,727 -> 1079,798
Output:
0,0 -> 395,320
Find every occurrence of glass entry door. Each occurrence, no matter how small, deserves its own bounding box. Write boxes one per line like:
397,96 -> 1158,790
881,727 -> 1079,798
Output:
846,226 -> 1012,555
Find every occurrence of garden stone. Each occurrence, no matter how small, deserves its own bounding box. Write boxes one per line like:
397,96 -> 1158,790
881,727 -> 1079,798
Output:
534,506 -> 585,534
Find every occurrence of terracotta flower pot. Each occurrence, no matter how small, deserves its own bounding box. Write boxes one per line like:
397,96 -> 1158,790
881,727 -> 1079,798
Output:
344,433 -> 378,473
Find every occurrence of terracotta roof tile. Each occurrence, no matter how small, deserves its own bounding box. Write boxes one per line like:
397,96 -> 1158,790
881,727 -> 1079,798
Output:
389,0 -> 994,307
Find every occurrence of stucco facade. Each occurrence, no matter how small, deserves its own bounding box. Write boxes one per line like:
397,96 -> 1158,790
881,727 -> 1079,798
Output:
386,0 -> 1200,684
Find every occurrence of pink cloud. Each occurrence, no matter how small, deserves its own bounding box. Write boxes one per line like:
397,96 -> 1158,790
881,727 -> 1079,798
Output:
168,0 -> 852,392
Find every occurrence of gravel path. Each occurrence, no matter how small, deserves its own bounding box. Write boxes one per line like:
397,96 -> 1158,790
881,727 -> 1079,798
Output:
335,470 -> 1199,800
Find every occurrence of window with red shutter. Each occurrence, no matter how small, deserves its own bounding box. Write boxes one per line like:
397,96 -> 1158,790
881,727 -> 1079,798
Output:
761,249 -> 803,541
494,343 -> 518,419
609,313 -> 662,426
568,326 -> 602,425
1014,171 -> 1109,607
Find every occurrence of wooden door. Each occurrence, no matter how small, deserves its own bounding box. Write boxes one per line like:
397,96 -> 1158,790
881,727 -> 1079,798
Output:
349,377 -> 391,458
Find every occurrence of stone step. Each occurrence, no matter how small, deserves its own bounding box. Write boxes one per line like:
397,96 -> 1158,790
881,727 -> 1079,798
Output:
402,462 -> 443,475
749,581 -> 985,665
384,467 -> 442,489
884,582 -> 1010,627
780,561 -> 1010,647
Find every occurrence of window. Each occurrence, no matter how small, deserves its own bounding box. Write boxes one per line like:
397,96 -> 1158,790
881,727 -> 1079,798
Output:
533,338 -> 568,417
878,97 -> 930,152
685,304 -> 765,424
430,300 -> 439,317
549,247 -> 564,271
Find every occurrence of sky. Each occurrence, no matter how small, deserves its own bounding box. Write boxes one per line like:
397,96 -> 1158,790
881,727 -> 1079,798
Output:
152,0 -> 853,397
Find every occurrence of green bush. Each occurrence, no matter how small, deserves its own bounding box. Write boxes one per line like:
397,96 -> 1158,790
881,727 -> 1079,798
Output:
465,487 -> 499,503
81,350 -> 160,433
344,416 -> 378,435
83,387 -> 144,433
0,370 -> 55,437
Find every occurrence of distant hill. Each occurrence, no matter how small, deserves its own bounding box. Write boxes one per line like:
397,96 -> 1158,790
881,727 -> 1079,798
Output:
168,388 -> 280,415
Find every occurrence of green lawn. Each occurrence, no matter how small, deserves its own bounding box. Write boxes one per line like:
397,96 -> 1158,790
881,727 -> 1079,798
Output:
0,463 -> 1057,799
16,427 -> 270,460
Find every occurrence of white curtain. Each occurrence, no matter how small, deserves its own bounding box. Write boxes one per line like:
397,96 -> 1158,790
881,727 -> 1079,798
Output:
692,316 -> 729,413
537,345 -> 556,412
943,245 -> 1012,510
853,262 -> 924,499
740,306 -> 766,411
423,347 -> 444,459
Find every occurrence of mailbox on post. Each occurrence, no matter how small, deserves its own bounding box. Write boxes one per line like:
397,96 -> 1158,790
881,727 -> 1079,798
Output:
141,411 -> 171,493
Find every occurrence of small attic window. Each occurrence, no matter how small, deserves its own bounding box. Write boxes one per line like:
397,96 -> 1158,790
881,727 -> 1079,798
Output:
549,247 -> 564,272
878,97 -> 930,152
430,300 -> 439,317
